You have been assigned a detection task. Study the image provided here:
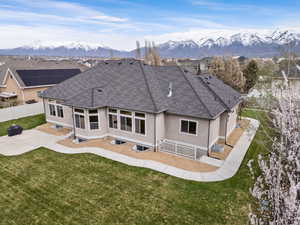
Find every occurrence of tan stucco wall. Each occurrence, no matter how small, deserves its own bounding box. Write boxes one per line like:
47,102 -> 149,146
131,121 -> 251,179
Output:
209,117 -> 220,147
219,112 -> 227,138
219,105 -> 239,139
44,99 -> 73,127
44,100 -> 230,150
165,114 -> 211,149
23,87 -> 48,103
227,105 -> 238,136
155,112 -> 165,143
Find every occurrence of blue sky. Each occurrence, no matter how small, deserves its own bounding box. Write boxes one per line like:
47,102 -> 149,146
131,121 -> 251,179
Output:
0,0 -> 299,50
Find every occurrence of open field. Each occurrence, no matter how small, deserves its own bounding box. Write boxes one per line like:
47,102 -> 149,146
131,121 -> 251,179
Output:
0,110 -> 268,225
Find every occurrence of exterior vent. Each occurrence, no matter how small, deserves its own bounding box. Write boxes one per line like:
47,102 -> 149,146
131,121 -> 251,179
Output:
167,82 -> 173,97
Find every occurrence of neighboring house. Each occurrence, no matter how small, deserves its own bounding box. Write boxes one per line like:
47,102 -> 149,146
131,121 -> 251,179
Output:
0,59 -> 86,104
41,59 -> 241,157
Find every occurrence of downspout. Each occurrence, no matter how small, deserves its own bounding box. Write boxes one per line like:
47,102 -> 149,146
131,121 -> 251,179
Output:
72,106 -> 76,140
154,114 -> 157,152
207,120 -> 211,156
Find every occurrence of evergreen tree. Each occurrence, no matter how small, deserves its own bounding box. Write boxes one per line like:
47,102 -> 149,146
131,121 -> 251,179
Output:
243,60 -> 259,93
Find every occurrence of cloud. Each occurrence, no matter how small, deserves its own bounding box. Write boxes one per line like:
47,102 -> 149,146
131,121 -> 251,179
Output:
5,0 -> 128,23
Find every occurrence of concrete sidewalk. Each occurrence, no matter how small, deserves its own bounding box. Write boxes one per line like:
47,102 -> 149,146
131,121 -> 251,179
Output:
0,117 -> 259,182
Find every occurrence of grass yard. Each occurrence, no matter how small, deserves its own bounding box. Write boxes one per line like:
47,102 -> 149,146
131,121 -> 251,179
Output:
0,114 -> 45,136
0,110 -> 268,225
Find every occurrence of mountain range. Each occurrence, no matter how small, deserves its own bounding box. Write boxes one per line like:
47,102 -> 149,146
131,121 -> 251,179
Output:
1,30 -> 300,58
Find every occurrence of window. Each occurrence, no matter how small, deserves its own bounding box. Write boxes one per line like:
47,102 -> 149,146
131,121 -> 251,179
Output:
75,114 -> 85,129
109,108 -> 117,113
121,116 -> 132,132
109,114 -> 118,129
180,120 -> 197,135
57,105 -> 64,118
74,108 -> 85,129
108,108 -> 146,134
89,116 -> 99,130
135,112 -> 146,135
135,118 -> 145,135
108,108 -> 118,129
120,110 -> 132,116
135,112 -> 145,118
75,108 -> 84,113
49,104 -> 56,116
89,109 -> 99,130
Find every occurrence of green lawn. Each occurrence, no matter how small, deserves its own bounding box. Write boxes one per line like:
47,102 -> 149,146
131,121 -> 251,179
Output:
0,114 -> 45,136
0,110 -> 267,225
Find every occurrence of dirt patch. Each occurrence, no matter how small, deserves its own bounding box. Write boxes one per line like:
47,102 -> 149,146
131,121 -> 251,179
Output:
58,137 -> 218,172
36,123 -> 71,136
210,119 -> 250,160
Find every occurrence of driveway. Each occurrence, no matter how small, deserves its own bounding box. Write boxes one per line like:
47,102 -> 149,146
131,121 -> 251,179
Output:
0,118 -> 259,182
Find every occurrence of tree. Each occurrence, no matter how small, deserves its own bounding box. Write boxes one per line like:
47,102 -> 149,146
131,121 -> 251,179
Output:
243,60 -> 259,93
143,41 -> 161,66
135,41 -> 141,59
248,75 -> 300,225
209,56 -> 245,92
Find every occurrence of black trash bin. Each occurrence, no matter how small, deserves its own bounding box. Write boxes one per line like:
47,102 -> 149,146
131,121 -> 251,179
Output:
7,125 -> 23,137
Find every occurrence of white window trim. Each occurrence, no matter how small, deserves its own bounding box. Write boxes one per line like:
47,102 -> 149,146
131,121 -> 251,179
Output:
108,108 -> 118,130
120,113 -> 133,133
49,104 -> 56,116
179,119 -> 198,136
107,108 -> 147,136
74,108 -> 86,130
134,114 -> 146,136
88,109 -> 100,131
56,105 -> 64,118
48,100 -> 64,118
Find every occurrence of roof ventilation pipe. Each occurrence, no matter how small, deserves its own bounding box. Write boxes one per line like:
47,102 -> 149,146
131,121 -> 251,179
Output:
167,82 -> 173,97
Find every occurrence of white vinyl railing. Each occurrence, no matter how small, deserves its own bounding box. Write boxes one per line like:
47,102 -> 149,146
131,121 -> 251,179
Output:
0,102 -> 44,122
158,139 -> 207,160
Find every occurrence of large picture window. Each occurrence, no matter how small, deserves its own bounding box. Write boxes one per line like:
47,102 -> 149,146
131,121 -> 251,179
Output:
89,109 -> 99,130
49,104 -> 56,116
180,120 -> 197,135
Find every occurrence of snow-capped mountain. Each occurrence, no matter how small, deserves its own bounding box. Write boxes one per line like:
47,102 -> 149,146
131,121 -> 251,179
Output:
1,30 -> 300,58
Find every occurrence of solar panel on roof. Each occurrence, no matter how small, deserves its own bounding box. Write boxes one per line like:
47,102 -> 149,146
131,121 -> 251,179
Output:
16,69 -> 81,87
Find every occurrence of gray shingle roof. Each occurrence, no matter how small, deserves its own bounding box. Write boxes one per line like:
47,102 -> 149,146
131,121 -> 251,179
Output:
42,59 -> 241,119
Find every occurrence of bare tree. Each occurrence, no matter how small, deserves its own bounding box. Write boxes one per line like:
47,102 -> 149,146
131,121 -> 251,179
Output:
135,41 -> 141,59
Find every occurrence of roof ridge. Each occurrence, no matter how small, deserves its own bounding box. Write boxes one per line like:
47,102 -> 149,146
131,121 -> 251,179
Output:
198,76 -> 231,110
138,61 -> 158,112
177,66 -> 213,118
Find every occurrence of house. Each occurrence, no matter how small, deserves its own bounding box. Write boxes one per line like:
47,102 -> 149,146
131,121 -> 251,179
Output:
0,59 -> 86,104
41,59 -> 241,157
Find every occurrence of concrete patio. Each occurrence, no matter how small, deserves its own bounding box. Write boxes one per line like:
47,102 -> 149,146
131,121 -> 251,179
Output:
0,117 -> 259,182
